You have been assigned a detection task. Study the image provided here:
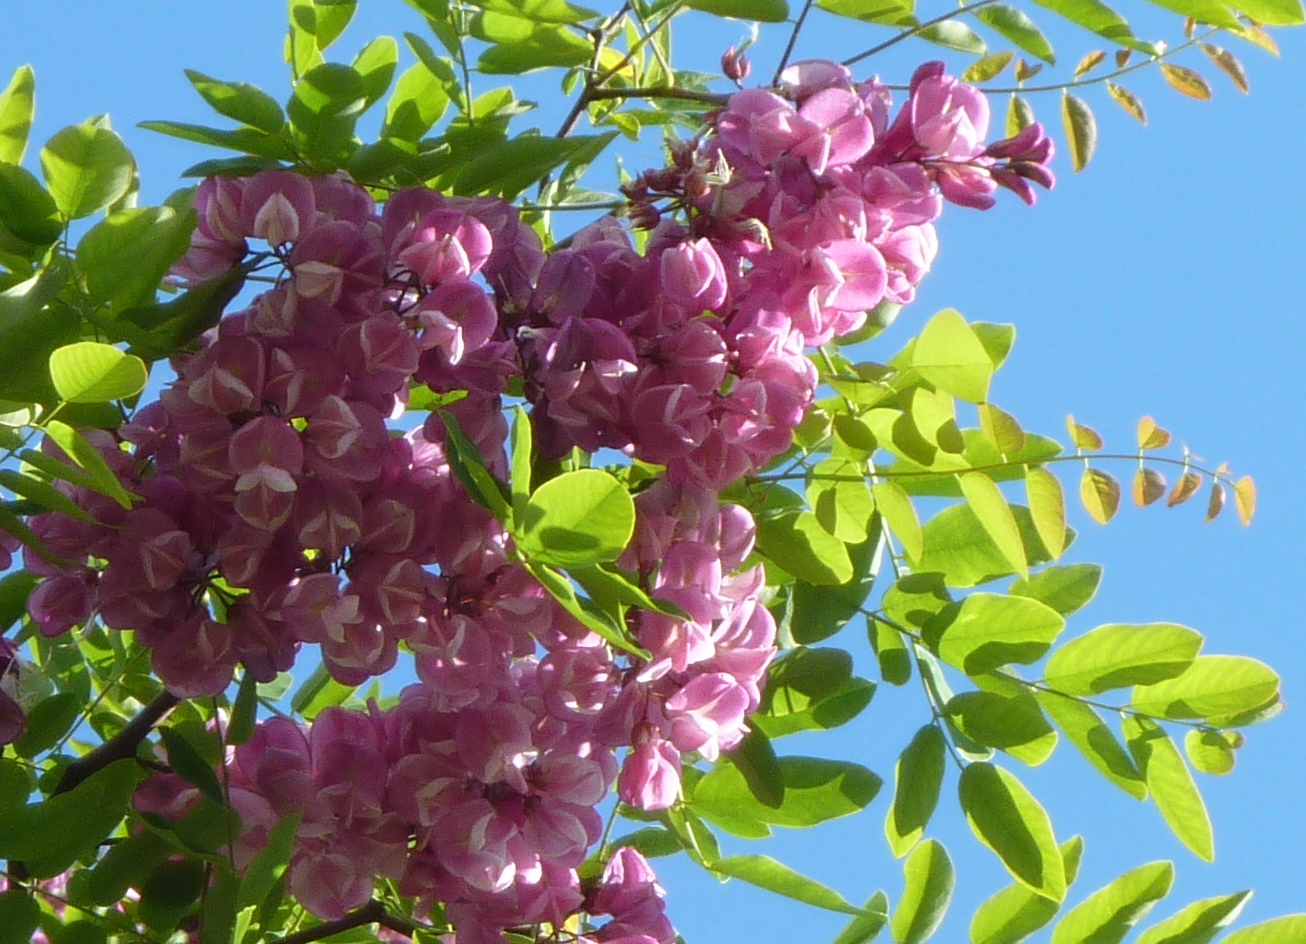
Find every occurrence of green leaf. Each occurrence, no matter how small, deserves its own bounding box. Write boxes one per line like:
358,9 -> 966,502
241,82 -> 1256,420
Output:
934,592 -> 1065,675
975,6 -> 1057,63
199,863 -> 238,944
1214,914 -> 1306,944
39,123 -> 135,220
945,690 -> 1057,766
1134,890 -> 1252,944
468,0 -> 601,23
1130,656 -> 1279,722
115,262 -> 250,361
611,827 -> 682,859
686,0 -> 790,19
893,839 -> 955,944
517,468 -> 634,567
85,828 -> 175,906
810,458 -> 876,544
524,560 -> 645,657
757,647 -> 852,726
0,163 -> 63,248
453,134 -> 611,199
0,66 -> 36,165
1184,729 -> 1239,776
885,725 -> 947,857
1045,624 -> 1203,696
756,509 -> 854,585
1145,0 -> 1239,28
12,691 -> 80,758
0,570 -> 37,630
790,531 -> 880,644
383,63 -> 450,141
159,727 -> 224,804
76,205 -> 195,310
874,619 -> 913,685
911,309 -> 993,403
0,890 -> 41,944
0,266 -> 75,405
834,891 -> 892,944
184,70 -> 286,133
436,408 -> 510,520
971,837 -> 1084,944
919,20 -> 989,53
915,503 -> 1064,587
1029,0 -> 1144,48
1010,564 -> 1101,617
1037,691 -> 1146,799
693,756 -> 882,830
1025,467 -> 1067,560
959,762 -> 1066,901
48,342 -> 148,404
238,812 -> 303,909
477,29 -> 593,74
1050,861 -> 1173,944
712,855 -> 875,915
353,36 -> 400,109
1124,717 -> 1214,861
228,671 -> 258,747
729,726 -> 785,809
0,469 -> 95,522
139,120 -> 294,159
873,481 -> 923,561
287,63 -> 369,160
1061,92 -> 1097,173
0,759 -> 140,871
44,419 -> 134,507
960,472 -> 1028,579
571,563 -> 689,620
1225,0 -> 1304,23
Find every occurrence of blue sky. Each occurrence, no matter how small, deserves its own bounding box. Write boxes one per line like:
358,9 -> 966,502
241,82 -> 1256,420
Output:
2,2 -> 1303,942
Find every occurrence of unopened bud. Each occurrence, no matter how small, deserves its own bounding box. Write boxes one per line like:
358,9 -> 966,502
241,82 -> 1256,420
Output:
722,46 -> 751,84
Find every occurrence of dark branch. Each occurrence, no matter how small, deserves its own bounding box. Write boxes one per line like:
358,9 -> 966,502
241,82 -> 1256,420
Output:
54,690 -> 179,795
773,0 -> 817,85
270,900 -> 418,944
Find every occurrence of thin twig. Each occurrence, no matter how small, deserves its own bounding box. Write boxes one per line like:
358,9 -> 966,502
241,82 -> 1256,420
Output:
773,0 -> 818,84
270,900 -> 418,944
585,86 -> 730,105
53,690 -> 179,795
842,0 -> 1002,68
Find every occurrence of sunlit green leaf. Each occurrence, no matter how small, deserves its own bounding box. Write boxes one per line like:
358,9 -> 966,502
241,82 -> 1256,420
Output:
1050,860 -> 1173,944
1133,890 -> 1252,944
757,509 -> 854,585
1037,691 -> 1146,799
975,6 -> 1056,63
693,756 -> 882,830
0,66 -> 36,165
911,309 -> 993,403
518,468 -> 634,567
49,342 -> 148,404
892,839 -> 955,944
971,837 -> 1084,944
959,763 -> 1065,900
1045,624 -> 1203,696
686,0 -> 790,20
946,690 -> 1057,766
885,725 -> 947,857
712,855 -> 875,915
960,472 -> 1028,579
1130,656 -> 1279,722
40,123 -> 136,220
1124,717 -> 1214,861
834,891 -> 892,944
935,592 -> 1065,675
1184,729 -> 1240,776
184,70 -> 286,133
1217,913 -> 1306,944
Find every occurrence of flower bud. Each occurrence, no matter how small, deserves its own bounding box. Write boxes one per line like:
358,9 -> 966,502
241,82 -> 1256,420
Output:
722,46 -> 751,84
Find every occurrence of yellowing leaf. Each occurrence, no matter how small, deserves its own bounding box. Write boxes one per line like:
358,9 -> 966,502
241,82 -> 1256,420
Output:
1227,21 -> 1279,56
1161,63 -> 1213,100
1115,49 -> 1132,68
1080,468 -> 1121,525
1006,95 -> 1035,137
1060,91 -> 1096,172
1233,475 -> 1256,525
964,51 -> 1016,84
1167,471 -> 1202,507
1015,58 -> 1042,82
1136,416 -> 1171,450
1066,415 -> 1103,451
1133,468 -> 1166,507
1204,481 -> 1226,523
980,403 -> 1026,456
1025,466 -> 1066,559
1075,50 -> 1106,77
1201,43 -> 1249,93
1107,82 -> 1147,124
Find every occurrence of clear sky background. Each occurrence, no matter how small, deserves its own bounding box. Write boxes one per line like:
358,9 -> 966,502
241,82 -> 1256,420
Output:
2,2 -> 1303,942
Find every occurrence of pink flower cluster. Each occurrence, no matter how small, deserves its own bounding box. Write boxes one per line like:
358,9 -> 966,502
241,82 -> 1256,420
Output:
9,59 -> 1051,941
